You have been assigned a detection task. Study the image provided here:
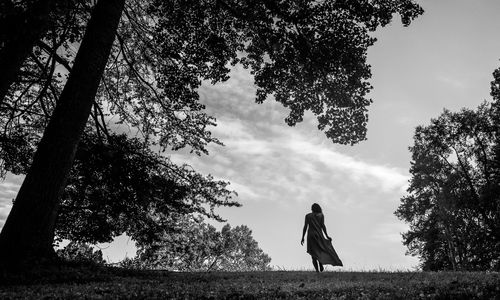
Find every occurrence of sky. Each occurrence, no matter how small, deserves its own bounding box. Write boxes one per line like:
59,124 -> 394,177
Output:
2,0 -> 500,271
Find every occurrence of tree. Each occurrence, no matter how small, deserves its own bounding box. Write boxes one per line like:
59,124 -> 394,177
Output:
0,0 -> 126,266
56,131 -> 238,246
134,217 -> 271,271
0,0 -> 423,267
215,224 -> 272,271
396,97 -> 500,270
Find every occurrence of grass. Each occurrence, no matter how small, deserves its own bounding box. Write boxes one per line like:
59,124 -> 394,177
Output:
1,266 -> 499,299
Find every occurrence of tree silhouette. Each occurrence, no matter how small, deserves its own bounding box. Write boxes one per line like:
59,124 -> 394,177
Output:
56,132 -> 238,246
396,70 -> 500,270
0,0 -> 126,266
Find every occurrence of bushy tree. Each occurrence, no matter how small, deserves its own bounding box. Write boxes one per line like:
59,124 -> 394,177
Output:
396,68 -> 500,270
56,131 -> 238,246
134,217 -> 272,271
0,0 -> 238,249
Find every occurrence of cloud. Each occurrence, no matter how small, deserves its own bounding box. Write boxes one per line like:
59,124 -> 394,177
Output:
0,185 -> 19,206
0,180 -> 22,198
370,221 -> 409,244
227,181 -> 263,200
0,204 -> 12,219
0,203 -> 12,230
0,174 -> 23,230
283,134 -> 409,193
436,75 -> 467,89
194,65 -> 410,205
176,112 -> 409,210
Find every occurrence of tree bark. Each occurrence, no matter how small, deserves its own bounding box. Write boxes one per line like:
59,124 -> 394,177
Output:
0,0 -> 55,104
0,0 -> 125,267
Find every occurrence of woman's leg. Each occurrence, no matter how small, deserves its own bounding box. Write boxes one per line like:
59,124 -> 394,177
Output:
312,257 -> 319,272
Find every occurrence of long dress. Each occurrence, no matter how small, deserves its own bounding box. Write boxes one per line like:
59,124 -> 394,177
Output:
306,212 -> 343,266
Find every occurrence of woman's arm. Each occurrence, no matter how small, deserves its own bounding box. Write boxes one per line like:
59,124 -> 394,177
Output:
301,215 -> 308,245
321,215 -> 332,240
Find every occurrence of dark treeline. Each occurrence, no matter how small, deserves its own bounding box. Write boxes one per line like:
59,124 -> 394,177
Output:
396,67 -> 500,271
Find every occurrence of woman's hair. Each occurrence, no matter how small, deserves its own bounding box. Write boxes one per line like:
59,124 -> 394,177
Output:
311,203 -> 322,213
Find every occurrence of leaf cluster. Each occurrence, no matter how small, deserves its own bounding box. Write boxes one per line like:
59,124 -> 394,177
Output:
56,131 -> 239,245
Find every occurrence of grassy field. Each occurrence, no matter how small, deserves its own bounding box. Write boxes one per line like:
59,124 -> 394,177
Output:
1,266 -> 499,299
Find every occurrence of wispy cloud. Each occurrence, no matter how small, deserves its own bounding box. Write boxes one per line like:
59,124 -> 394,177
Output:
0,204 -> 12,227
371,221 -> 409,244
436,75 -> 467,89
179,112 -> 409,210
283,134 -> 409,193
196,65 -> 409,205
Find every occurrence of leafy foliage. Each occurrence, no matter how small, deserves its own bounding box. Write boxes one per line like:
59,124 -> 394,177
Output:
0,0 -> 423,164
144,0 -> 422,145
56,131 -> 238,245
131,218 -> 271,271
0,1 -> 93,169
56,241 -> 105,265
396,68 -> 500,271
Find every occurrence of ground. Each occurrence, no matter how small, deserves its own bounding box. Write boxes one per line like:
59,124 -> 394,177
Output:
1,266 -> 499,299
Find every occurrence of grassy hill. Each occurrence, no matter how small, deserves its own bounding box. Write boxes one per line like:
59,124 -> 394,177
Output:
1,267 -> 499,299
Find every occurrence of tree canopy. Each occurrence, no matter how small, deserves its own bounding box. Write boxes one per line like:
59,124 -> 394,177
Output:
1,0 -> 424,156
56,131 -> 238,246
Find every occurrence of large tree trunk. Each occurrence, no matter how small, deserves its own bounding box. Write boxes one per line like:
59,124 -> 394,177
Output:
0,0 -> 55,103
0,0 -> 125,268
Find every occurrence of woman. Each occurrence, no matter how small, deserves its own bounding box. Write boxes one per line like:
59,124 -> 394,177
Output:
301,203 -> 343,272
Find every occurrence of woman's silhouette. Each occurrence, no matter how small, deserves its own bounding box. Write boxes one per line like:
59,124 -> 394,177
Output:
301,203 -> 343,272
